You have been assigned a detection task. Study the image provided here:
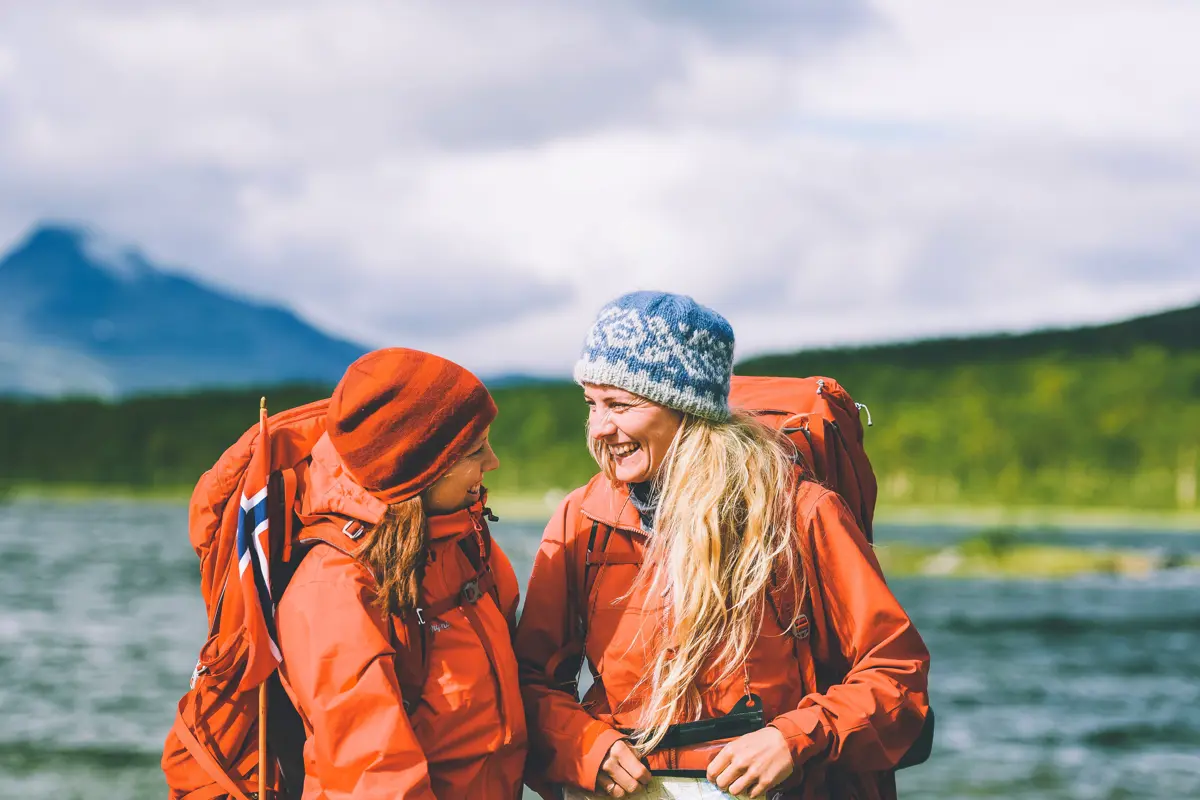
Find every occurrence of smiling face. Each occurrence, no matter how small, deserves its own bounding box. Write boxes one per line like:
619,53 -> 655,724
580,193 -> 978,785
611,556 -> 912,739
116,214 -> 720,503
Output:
584,384 -> 683,484
421,427 -> 500,515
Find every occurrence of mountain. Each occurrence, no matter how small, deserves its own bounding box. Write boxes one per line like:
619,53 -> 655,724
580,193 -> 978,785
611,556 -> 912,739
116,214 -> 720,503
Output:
0,224 -> 368,396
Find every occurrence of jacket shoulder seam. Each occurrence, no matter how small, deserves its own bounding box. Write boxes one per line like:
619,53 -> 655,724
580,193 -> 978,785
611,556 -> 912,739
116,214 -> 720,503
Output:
284,543 -> 375,592
796,484 -> 837,527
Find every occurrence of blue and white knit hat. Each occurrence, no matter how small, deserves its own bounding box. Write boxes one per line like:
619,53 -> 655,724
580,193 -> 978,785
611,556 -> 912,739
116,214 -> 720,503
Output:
573,291 -> 735,421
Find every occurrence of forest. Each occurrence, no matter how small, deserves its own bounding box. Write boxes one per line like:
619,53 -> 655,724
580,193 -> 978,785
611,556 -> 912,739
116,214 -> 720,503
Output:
2,303 -> 1196,511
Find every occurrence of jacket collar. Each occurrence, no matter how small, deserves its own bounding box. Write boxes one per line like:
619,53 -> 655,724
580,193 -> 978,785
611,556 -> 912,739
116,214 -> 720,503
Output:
579,475 -> 647,536
427,503 -> 484,541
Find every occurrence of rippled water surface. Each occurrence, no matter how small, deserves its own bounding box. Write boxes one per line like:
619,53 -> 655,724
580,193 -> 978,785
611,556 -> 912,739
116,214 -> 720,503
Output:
1,499 -> 1197,799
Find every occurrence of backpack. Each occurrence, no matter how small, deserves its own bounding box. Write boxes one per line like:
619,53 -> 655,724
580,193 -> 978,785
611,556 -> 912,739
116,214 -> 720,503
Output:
553,375 -> 932,769
161,399 -> 501,800
729,375 -> 877,541
730,376 -> 931,768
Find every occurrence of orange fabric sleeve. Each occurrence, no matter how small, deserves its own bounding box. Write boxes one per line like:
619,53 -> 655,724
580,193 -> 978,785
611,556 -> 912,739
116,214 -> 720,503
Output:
514,496 -> 626,795
768,491 -> 932,772
276,553 -> 439,800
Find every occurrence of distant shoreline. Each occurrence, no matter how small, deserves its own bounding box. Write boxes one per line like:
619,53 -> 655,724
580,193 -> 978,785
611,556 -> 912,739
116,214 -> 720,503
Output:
4,483 -> 1199,532
873,504 -> 1200,533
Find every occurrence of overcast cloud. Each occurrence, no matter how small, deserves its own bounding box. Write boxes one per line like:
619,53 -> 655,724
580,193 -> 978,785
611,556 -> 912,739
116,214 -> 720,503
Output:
1,0 -> 1197,376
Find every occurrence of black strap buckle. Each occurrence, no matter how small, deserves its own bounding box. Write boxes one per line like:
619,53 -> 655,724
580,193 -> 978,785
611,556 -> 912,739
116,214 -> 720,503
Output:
620,694 -> 766,750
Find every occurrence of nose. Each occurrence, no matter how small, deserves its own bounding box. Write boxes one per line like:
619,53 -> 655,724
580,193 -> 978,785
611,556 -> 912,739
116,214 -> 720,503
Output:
588,407 -> 616,440
482,442 -> 500,473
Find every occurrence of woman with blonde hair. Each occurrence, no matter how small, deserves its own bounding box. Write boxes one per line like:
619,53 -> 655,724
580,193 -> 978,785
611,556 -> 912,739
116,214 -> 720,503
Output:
515,292 -> 930,800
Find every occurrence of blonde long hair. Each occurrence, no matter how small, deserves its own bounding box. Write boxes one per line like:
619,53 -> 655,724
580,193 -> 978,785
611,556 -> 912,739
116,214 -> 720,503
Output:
589,409 -> 802,754
354,496 -> 429,617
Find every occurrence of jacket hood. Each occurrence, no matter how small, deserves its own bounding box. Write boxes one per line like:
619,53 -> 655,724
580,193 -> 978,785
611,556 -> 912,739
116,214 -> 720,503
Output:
301,433 -> 390,526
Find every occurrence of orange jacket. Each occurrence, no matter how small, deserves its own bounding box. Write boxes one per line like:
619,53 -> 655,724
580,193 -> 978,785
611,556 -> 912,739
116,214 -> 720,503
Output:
514,475 -> 930,800
275,434 -> 528,800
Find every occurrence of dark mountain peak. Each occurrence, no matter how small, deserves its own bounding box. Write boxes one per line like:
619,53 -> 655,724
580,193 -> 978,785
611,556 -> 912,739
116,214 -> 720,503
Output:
3,223 -> 84,274
15,222 -> 85,251
2,222 -> 154,285
0,221 -> 367,397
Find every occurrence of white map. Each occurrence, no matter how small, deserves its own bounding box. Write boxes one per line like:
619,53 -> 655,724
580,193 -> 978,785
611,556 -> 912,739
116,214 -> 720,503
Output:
564,777 -> 754,800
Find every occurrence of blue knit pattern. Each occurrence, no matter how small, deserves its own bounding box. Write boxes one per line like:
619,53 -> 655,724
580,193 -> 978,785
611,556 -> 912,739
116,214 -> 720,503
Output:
573,291 -> 734,421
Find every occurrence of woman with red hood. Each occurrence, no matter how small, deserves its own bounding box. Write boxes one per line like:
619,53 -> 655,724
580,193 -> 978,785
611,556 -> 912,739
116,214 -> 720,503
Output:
275,348 -> 527,799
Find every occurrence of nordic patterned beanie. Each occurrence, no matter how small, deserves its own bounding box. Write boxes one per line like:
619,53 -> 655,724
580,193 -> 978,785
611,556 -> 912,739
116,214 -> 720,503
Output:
573,291 -> 735,421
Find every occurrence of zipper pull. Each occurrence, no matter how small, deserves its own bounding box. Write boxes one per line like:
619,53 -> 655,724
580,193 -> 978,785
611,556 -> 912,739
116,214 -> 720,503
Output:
855,402 -> 873,427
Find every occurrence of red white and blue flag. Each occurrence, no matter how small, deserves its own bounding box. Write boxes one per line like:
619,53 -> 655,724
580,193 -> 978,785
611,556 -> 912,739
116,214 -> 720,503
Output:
235,405 -> 282,691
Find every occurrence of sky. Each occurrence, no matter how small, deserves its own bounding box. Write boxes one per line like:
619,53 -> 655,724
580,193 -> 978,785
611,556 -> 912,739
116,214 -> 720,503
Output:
1,0 -> 1198,376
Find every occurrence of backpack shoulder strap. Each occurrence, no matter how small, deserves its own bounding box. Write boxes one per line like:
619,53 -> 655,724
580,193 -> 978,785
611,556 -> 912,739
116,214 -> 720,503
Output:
768,486 -> 821,695
577,519 -> 641,655
582,522 -> 641,596
456,516 -> 501,607
580,519 -> 603,612
392,612 -> 428,716
544,515 -> 614,693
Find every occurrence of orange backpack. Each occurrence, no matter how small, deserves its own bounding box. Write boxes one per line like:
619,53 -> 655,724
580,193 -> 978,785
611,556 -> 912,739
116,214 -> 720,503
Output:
161,399 -> 501,800
728,375 -> 877,541
730,376 -> 932,768
161,399 -> 329,800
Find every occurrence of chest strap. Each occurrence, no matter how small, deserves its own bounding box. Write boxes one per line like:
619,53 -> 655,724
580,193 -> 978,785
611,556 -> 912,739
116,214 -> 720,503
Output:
416,567 -> 498,623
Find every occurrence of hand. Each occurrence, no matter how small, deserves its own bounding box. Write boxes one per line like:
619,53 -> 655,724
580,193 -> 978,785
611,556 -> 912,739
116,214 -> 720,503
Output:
596,738 -> 652,797
706,726 -> 794,799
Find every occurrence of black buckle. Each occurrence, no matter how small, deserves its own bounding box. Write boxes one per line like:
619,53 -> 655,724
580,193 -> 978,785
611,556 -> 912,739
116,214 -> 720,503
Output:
620,694 -> 765,750
460,578 -> 483,605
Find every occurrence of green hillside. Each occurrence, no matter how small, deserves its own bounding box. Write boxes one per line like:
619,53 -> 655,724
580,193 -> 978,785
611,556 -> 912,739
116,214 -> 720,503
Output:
734,303 -> 1200,510
2,302 -> 1197,512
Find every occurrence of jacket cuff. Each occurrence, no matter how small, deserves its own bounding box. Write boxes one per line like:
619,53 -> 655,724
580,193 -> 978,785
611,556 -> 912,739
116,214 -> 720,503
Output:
579,723 -> 628,791
768,708 -> 829,768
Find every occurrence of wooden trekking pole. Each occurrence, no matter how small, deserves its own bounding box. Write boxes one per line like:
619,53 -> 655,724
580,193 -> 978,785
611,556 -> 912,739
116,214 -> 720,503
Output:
258,679 -> 268,799
258,396 -> 269,800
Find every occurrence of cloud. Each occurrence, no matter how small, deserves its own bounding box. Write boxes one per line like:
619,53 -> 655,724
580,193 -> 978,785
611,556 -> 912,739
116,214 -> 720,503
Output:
793,0 -> 1200,142
623,0 -> 875,50
1,0 -> 1198,377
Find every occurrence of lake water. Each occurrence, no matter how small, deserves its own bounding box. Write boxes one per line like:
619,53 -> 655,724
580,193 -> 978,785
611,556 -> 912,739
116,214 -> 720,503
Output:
1,499 -> 1197,799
